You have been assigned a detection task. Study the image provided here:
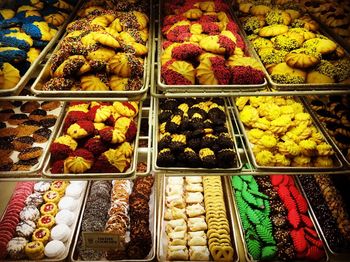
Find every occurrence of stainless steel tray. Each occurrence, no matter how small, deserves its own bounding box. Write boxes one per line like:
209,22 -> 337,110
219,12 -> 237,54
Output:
2,180 -> 88,262
295,176 -> 350,258
70,177 -> 157,262
153,98 -> 243,173
42,101 -> 142,179
0,101 -> 66,179
0,0 -> 83,96
302,97 -> 350,167
226,175 -> 330,262
157,175 -> 240,262
231,97 -> 344,171
31,1 -> 154,99
235,12 -> 350,91
157,0 -> 268,93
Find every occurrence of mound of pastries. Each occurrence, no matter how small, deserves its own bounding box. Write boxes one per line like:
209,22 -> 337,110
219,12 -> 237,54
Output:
236,96 -> 337,167
41,0 -> 149,92
301,0 -> 350,49
164,176 -> 234,261
77,177 -> 154,260
307,95 -> 350,163
238,1 -> 350,84
160,0 -> 265,85
232,175 -> 326,261
299,174 -> 350,252
157,98 -> 238,169
49,101 -> 139,174
0,0 -> 75,90
0,100 -> 61,172
4,180 -> 85,260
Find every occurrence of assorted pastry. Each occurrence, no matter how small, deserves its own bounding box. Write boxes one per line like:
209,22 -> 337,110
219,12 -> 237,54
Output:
301,0 -> 350,49
0,0 -> 76,90
164,176 -> 234,261
238,0 -> 350,84
157,98 -> 238,169
1,180 -> 86,260
48,101 -> 139,174
236,96 -> 337,167
160,0 -> 265,86
298,174 -> 350,252
76,176 -> 154,260
0,100 -> 61,172
306,95 -> 350,163
232,174 -> 326,260
39,0 -> 149,92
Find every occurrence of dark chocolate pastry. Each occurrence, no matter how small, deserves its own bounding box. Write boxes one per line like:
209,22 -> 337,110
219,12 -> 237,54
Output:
0,109 -> 14,121
16,120 -> 41,136
0,140 -> 14,157
188,106 -> 207,119
29,109 -> 47,121
0,122 -> 5,129
208,105 -> 226,125
158,110 -> 172,123
189,113 -> 204,130
169,134 -> 186,153
218,133 -> 234,149
165,115 -> 181,133
160,99 -> 178,111
183,147 -> 201,167
18,147 -> 43,160
199,148 -> 216,168
13,136 -> 35,151
39,115 -> 57,128
8,113 -> 28,125
33,128 -> 52,143
217,148 -> 236,168
11,159 -> 39,171
20,101 -> 40,113
0,157 -> 13,171
157,148 -> 175,167
201,134 -> 218,150
310,99 -> 324,111
158,133 -> 172,150
188,137 -> 202,152
213,125 -> 228,134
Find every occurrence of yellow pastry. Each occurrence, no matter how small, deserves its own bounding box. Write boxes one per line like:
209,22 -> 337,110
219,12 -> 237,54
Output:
0,63 -> 20,90
37,215 -> 55,229
43,190 -> 60,204
25,241 -> 45,260
253,117 -> 270,130
306,71 -> 335,84
240,106 -> 259,127
235,97 -> 249,111
32,228 -> 50,244
250,5 -> 271,16
87,47 -> 115,61
285,48 -> 321,69
248,128 -> 265,144
294,112 -> 311,126
291,155 -> 311,167
270,62 -> 307,84
109,53 -> 143,78
259,24 -> 289,37
274,153 -> 291,166
258,103 -> 281,121
302,38 -> 337,55
255,150 -> 275,166
80,75 -> 109,91
314,156 -> 333,167
270,115 -> 292,135
277,140 -> 301,157
316,143 -> 334,156
299,139 -> 317,156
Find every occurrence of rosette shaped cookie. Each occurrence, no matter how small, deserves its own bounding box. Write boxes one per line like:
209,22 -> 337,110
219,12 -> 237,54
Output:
64,148 -> 94,173
62,110 -> 87,131
109,53 -> 144,78
115,116 -> 137,142
0,47 -> 27,63
52,55 -> 91,77
302,37 -> 337,55
22,21 -> 57,41
66,120 -> 95,139
0,62 -> 20,89
270,62 -> 306,84
84,136 -> 108,156
196,56 -> 231,85
87,105 -> 113,123
80,74 -> 109,91
99,126 -> 126,144
50,135 -> 78,160
44,11 -> 68,27
92,31 -> 120,49
228,56 -> 265,84
113,101 -> 138,118
108,75 -> 142,91
92,148 -> 130,173
285,48 -> 321,69
171,42 -> 203,61
87,47 -> 115,62
163,21 -> 192,42
0,31 -> 33,50
90,14 -> 116,27
199,33 -> 236,56
128,11 -> 149,30
161,59 -> 196,85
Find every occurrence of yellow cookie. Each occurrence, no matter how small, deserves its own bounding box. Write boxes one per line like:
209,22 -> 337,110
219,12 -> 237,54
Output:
210,245 -> 234,261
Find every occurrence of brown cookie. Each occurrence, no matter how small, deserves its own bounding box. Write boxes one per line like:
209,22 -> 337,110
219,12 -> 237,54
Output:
0,127 -> 19,137
39,115 -> 57,128
8,114 -> 29,125
29,109 -> 47,121
0,157 -> 13,171
34,128 -> 52,143
0,140 -> 14,157
41,101 -> 61,111
16,120 -> 41,136
18,147 -> 43,160
13,136 -> 35,151
0,109 -> 14,121
20,101 -> 40,113
11,159 -> 39,171
0,122 -> 6,129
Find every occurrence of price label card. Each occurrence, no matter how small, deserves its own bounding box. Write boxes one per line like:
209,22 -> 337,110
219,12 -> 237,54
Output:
82,232 -> 124,250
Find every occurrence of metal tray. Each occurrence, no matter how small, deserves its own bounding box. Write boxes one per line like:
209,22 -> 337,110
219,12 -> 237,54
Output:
295,176 -> 350,258
0,0 -> 83,96
226,176 -> 330,262
153,98 -> 243,173
70,177 -> 157,262
234,12 -> 350,91
302,97 -> 350,167
31,2 -> 154,99
0,100 -> 66,179
231,97 -> 344,171
42,101 -> 142,179
1,180 -> 88,262
157,0 -> 268,93
157,175 -> 240,262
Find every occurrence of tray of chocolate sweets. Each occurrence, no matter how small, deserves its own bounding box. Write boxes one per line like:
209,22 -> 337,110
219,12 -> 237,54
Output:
41,100 -> 142,179
232,96 -> 343,171
227,174 -> 329,262
153,97 -> 243,173
301,95 -> 350,166
31,0 -> 153,99
157,175 -> 239,262
0,0 -> 83,96
0,100 -> 65,178
71,176 -> 156,261
0,180 -> 88,261
157,0 -> 268,93
234,2 -> 350,91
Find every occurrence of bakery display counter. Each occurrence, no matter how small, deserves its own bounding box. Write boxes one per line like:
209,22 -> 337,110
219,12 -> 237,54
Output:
0,0 -> 83,96
0,180 -> 88,261
30,0 -> 153,100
